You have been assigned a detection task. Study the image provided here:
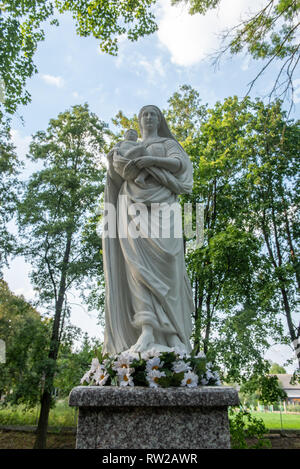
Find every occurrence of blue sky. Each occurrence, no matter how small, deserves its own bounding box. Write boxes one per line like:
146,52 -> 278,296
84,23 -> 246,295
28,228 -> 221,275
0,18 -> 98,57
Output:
3,0 -> 299,369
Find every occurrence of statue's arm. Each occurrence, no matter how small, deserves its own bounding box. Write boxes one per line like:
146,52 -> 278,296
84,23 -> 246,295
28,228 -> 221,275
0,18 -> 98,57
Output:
134,141 -> 183,174
134,156 -> 180,172
112,150 -> 140,180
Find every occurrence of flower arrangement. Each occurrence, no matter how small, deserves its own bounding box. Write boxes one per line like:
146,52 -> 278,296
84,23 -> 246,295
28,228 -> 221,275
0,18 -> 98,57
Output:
80,348 -> 221,388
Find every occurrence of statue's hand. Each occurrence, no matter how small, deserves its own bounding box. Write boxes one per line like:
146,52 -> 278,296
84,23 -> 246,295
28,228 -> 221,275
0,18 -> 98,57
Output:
134,156 -> 156,169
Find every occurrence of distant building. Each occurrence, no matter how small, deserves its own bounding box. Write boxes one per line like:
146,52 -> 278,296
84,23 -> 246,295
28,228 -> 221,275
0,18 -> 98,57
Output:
274,374 -> 300,404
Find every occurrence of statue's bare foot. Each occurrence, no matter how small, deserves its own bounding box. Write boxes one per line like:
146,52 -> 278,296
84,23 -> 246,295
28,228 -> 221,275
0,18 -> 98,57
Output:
130,330 -> 155,353
168,334 -> 186,351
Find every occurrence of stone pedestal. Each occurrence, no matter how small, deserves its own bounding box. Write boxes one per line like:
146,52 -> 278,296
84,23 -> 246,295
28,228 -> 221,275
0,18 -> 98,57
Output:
69,386 -> 239,449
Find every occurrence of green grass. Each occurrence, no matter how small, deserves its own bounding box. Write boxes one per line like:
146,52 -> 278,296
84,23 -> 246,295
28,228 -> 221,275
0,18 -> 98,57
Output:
0,400 -> 77,427
1,401 -> 300,431
251,411 -> 300,430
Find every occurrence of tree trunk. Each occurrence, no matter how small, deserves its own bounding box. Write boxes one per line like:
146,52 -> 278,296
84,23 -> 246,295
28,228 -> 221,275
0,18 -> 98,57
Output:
33,233 -> 72,449
33,389 -> 52,449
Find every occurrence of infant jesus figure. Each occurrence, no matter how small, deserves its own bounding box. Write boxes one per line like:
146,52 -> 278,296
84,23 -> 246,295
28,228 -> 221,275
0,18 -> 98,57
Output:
115,129 -> 150,187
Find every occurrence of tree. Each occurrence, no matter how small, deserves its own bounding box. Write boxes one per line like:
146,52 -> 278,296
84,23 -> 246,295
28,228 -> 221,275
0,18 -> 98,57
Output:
54,332 -> 101,398
240,374 -> 287,405
269,362 -> 287,374
17,103 -> 107,448
172,0 -> 300,102
161,89 -> 284,382
0,280 -> 49,406
0,0 -> 157,121
0,127 -> 21,272
242,99 -> 300,368
164,89 -> 299,379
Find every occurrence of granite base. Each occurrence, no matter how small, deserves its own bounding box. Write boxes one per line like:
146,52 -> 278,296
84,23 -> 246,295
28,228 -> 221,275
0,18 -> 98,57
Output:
69,386 -> 239,449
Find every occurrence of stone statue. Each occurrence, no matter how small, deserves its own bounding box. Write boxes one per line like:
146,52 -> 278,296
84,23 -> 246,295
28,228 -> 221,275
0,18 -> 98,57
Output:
102,105 -> 194,355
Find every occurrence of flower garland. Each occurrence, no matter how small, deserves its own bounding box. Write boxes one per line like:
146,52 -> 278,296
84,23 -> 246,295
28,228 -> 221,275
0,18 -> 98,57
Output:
80,348 -> 221,388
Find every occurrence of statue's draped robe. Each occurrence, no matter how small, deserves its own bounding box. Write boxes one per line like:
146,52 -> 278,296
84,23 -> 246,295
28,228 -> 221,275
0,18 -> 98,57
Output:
102,137 -> 194,354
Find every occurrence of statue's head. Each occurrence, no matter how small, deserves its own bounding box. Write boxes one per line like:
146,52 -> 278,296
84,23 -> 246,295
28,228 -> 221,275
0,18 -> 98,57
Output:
138,105 -> 161,135
124,128 -> 138,141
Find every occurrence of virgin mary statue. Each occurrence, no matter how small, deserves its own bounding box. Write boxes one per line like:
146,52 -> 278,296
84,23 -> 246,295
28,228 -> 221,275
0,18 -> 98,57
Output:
102,105 -> 194,355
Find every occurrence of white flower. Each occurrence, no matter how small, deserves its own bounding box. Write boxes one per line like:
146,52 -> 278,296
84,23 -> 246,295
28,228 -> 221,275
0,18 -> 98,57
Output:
170,347 -> 189,359
212,371 -> 221,385
146,357 -> 164,373
103,358 -> 111,367
112,353 -> 133,371
181,371 -> 198,388
172,360 -> 191,374
90,357 -> 100,372
93,367 -> 109,386
146,369 -> 166,388
80,357 -> 102,384
195,351 -> 206,359
205,370 -> 214,381
200,377 -> 208,385
118,368 -> 134,387
80,370 -> 91,384
142,348 -> 161,359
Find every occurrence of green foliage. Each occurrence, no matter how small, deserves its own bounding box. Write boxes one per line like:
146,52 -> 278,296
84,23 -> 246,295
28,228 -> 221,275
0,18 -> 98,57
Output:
0,127 -> 21,271
241,374 -> 287,405
269,362 -> 287,374
290,368 -> 300,384
0,280 -> 50,407
17,103 -> 107,309
54,333 -> 102,397
56,0 -> 158,55
172,1 -> 300,99
0,0 -> 157,120
0,0 -> 55,119
16,104 -> 108,446
229,407 -> 271,449
171,0 -> 220,15
0,400 -> 76,427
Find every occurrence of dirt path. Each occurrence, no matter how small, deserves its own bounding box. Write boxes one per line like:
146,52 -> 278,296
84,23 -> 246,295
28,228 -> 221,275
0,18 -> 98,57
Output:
0,430 -> 76,449
0,429 -> 299,449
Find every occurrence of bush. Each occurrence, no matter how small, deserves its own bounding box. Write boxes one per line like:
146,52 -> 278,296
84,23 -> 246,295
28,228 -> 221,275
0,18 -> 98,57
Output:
229,406 -> 271,449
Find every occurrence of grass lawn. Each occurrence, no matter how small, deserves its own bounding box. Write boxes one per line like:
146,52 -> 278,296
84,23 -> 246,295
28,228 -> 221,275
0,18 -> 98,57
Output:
251,411 -> 300,430
1,401 -> 300,432
0,400 -> 77,427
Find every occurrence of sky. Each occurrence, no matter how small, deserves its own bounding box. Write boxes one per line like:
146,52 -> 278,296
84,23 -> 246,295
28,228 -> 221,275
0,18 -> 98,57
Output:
3,0 -> 299,370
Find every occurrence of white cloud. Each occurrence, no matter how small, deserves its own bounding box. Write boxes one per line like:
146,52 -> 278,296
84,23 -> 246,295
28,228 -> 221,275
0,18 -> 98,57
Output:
114,47 -> 167,84
41,74 -> 65,88
138,56 -> 166,83
157,0 -> 265,66
10,129 -> 31,159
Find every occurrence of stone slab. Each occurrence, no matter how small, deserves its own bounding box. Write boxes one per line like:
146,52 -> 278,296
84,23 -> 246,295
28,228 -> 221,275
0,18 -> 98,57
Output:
69,385 -> 239,407
69,386 -> 239,449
